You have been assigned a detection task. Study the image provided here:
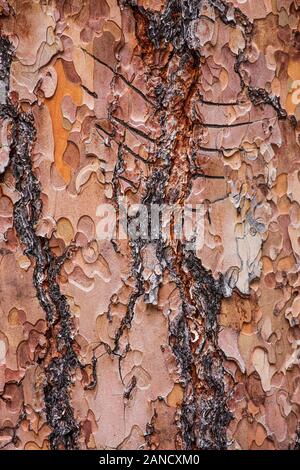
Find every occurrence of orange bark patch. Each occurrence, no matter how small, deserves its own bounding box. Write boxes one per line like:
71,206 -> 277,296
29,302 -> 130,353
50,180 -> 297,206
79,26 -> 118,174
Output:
46,60 -> 82,183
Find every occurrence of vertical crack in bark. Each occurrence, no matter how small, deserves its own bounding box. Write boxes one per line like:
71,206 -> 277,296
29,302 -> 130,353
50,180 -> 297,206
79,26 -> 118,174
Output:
0,37 -> 80,450
117,0 -> 234,449
164,245 -> 233,449
119,0 -> 291,450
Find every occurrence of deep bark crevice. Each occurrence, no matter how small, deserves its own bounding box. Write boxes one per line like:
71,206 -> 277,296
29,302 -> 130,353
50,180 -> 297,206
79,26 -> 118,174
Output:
0,36 -> 80,450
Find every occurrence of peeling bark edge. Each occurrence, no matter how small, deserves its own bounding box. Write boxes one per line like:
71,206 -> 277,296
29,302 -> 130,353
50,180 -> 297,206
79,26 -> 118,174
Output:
0,36 -> 80,450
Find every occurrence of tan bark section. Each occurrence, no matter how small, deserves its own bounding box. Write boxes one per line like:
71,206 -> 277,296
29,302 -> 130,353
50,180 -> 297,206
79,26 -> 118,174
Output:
0,0 -> 300,450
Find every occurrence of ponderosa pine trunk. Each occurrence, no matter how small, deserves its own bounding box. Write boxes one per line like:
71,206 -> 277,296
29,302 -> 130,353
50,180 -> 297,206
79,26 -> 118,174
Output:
0,0 -> 300,451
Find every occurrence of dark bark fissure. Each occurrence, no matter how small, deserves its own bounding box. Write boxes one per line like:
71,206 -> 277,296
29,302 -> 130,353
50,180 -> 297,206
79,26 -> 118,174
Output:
0,36 -> 80,450
115,0 -> 291,450
293,428 -> 300,450
114,0 -> 234,450
209,0 -> 288,120
0,403 -> 26,450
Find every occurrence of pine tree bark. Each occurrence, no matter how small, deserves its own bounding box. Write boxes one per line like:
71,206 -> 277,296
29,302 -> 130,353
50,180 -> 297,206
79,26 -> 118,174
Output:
0,0 -> 300,450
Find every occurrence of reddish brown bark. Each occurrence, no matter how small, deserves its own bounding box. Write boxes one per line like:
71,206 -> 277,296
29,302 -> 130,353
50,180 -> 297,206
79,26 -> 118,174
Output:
0,0 -> 300,450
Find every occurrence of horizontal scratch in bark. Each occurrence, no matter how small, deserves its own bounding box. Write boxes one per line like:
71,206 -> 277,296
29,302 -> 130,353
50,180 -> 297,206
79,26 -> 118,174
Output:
111,115 -> 156,143
192,173 -> 225,180
199,145 -> 244,154
81,48 -> 155,106
199,97 -> 240,106
95,123 -> 153,164
80,84 -> 98,98
204,118 -> 274,128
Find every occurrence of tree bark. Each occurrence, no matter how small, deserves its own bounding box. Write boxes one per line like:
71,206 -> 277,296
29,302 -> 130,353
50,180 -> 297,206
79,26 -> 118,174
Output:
0,0 -> 300,450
